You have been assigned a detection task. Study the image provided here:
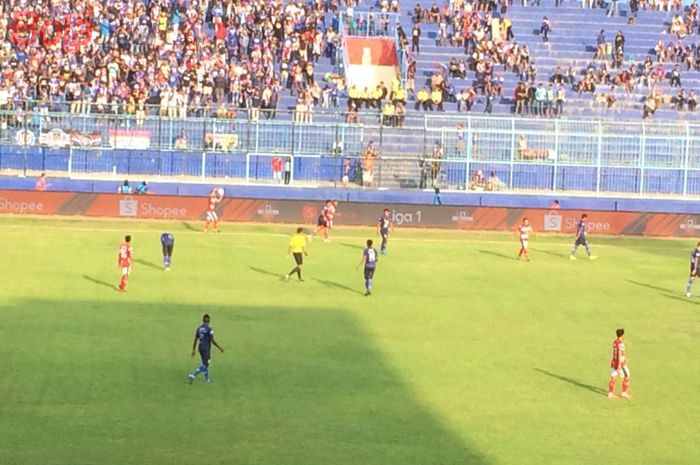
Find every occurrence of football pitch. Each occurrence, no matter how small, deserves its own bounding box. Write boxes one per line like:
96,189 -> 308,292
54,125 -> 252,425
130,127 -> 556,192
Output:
1,216 -> 698,465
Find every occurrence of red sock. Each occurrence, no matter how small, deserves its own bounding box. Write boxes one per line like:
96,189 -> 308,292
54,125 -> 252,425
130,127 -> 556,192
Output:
622,378 -> 630,393
607,377 -> 617,393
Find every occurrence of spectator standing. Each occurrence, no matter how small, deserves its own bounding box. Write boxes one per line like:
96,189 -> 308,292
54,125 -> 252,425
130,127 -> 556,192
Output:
608,0 -> 620,16
412,24 -> 421,54
595,30 -> 606,60
614,32 -> 626,55
362,141 -> 377,189
35,173 -> 49,191
555,85 -> 566,116
535,84 -> 547,116
540,17 -> 552,44
271,156 -> 284,184
284,157 -> 293,185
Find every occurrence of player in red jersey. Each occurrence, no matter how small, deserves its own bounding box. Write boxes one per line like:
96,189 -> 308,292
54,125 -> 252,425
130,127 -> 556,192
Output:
517,217 -> 533,261
204,187 -> 224,233
607,328 -> 631,399
312,199 -> 337,242
117,235 -> 133,292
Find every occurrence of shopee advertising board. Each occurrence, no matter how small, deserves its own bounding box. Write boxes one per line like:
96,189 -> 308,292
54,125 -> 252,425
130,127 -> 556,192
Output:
1,190 -> 700,237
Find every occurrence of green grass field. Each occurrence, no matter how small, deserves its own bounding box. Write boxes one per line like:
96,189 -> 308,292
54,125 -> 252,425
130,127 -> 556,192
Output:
1,216 -> 698,465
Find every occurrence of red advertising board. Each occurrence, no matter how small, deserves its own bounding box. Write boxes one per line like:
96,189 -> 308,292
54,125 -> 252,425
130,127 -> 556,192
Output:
1,190 -> 700,237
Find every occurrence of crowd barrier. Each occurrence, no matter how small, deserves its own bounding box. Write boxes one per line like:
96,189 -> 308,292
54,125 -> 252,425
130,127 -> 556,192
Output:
2,190 -> 700,237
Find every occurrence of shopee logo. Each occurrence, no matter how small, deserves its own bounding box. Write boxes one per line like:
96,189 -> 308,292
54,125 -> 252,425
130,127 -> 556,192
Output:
0,197 -> 45,213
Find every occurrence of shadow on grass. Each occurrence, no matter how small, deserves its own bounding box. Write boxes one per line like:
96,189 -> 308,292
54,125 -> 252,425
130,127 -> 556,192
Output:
339,242 -> 364,250
313,278 -> 364,295
534,368 -> 607,397
626,279 -> 700,305
626,279 -> 674,294
248,266 -> 283,280
134,258 -> 161,270
2,300 -> 492,465
82,274 -> 118,292
181,221 -> 200,232
531,248 -> 569,259
478,249 -> 515,261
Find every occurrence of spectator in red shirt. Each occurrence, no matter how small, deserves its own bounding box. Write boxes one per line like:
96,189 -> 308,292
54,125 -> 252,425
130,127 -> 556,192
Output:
271,156 -> 283,184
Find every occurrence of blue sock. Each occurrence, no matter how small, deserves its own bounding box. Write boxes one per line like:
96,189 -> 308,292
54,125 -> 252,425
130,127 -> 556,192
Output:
204,367 -> 210,381
570,245 -> 578,256
367,279 -> 372,290
584,245 -> 592,256
192,364 -> 205,377
687,278 -> 694,294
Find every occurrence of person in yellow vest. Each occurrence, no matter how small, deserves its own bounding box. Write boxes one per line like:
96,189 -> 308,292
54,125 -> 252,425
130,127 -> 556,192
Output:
416,86 -> 431,110
158,10 -> 168,40
348,85 -> 360,109
430,87 -> 443,111
393,86 -> 406,105
391,76 -> 401,95
382,101 -> 395,127
361,86 -> 371,109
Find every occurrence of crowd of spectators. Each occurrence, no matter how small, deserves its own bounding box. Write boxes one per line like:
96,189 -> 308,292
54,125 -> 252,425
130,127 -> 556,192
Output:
0,0 -> 349,122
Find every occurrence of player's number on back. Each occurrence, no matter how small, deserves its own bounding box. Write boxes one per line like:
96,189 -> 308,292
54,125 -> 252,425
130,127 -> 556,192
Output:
367,249 -> 376,263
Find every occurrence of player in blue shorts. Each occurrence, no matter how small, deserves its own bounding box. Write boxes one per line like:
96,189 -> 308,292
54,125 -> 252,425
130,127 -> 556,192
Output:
569,213 -> 597,260
377,208 -> 394,255
356,239 -> 379,296
685,242 -> 700,297
188,314 -> 224,384
160,232 -> 174,270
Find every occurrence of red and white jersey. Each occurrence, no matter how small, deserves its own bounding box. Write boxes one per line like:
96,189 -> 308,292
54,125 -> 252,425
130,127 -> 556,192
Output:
519,225 -> 532,241
118,242 -> 133,268
325,204 -> 336,221
208,190 -> 222,211
610,337 -> 627,369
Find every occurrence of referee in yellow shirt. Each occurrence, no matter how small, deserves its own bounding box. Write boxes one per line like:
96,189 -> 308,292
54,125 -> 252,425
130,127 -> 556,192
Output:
285,227 -> 308,282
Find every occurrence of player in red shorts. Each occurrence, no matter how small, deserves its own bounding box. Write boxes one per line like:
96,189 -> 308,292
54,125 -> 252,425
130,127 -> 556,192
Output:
517,217 -> 533,261
607,328 -> 631,399
204,187 -> 224,233
117,235 -> 133,292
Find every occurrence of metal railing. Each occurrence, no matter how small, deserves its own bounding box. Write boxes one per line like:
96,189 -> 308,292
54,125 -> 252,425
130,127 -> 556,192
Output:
3,108 -> 700,197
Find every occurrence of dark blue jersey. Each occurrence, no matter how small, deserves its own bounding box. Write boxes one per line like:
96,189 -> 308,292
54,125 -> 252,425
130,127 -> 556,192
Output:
363,247 -> 378,269
195,323 -> 213,351
378,215 -> 391,231
691,248 -> 700,271
160,232 -> 175,246
576,220 -> 587,240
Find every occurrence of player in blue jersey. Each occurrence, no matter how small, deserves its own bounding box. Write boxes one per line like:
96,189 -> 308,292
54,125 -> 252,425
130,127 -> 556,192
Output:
188,314 -> 224,384
569,213 -> 597,260
377,208 -> 394,255
685,242 -> 700,297
356,239 -> 379,296
160,232 -> 175,270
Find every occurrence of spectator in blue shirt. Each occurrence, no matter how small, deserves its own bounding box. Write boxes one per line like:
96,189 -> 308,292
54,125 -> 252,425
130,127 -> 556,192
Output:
535,84 -> 547,116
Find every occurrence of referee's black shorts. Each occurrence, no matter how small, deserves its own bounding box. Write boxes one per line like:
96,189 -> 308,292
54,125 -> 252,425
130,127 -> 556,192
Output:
293,252 -> 303,265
